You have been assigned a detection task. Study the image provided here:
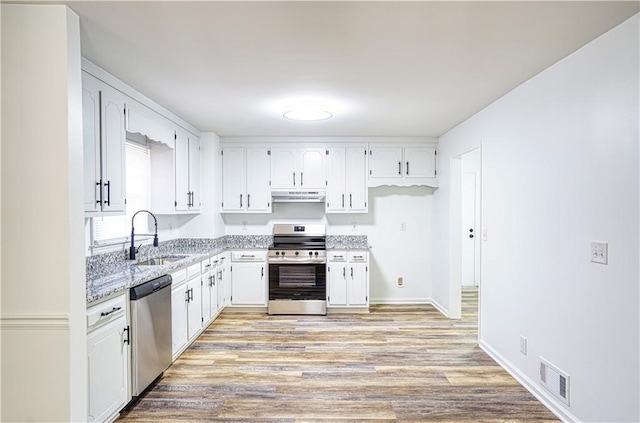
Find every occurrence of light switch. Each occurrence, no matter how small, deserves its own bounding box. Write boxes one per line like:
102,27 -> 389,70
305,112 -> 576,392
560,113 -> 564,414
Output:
400,221 -> 406,231
590,241 -> 608,265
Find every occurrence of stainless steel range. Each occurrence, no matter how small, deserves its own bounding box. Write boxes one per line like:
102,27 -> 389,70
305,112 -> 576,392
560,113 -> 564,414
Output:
268,224 -> 327,315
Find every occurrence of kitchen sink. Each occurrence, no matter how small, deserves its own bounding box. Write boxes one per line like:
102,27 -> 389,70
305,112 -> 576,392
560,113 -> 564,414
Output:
134,255 -> 188,266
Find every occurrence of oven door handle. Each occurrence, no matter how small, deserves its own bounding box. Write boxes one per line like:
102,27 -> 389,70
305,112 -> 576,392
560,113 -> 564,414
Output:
268,259 -> 327,264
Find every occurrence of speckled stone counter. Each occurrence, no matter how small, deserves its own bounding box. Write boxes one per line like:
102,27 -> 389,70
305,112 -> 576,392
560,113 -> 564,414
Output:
87,234 -> 368,305
86,235 -> 271,305
326,235 -> 369,249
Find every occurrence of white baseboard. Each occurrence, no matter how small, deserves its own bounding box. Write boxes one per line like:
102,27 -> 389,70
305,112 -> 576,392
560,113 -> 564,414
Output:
370,297 -> 431,305
479,340 -> 579,423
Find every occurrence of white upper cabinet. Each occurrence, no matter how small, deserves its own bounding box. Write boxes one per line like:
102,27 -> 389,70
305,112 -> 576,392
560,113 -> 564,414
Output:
221,146 -> 271,213
270,146 -> 325,189
368,144 -> 438,187
404,147 -> 436,178
326,145 -> 368,213
82,72 -> 126,215
246,148 -> 271,211
221,147 -> 246,212
175,129 -> 201,212
369,147 -> 403,179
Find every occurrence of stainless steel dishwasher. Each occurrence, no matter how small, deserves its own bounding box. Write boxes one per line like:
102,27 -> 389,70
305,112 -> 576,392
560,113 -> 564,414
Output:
130,274 -> 172,397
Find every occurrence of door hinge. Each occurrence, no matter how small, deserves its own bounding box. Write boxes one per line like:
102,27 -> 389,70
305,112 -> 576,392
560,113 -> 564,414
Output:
325,180 -> 328,186
174,132 -> 177,140
124,198 -> 127,205
201,317 -> 204,323
369,170 -> 372,175
267,150 -> 271,155
366,266 -> 368,272
221,202 -> 224,208
175,201 -> 178,206
365,202 -> 367,207
221,149 -> 223,156
326,150 -> 329,155
366,296 -> 368,301
435,169 -> 437,176
435,150 -> 437,156
269,180 -> 271,186
369,150 -> 372,155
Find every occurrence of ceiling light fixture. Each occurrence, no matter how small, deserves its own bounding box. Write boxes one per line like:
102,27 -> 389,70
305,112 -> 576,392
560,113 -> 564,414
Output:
283,105 -> 333,121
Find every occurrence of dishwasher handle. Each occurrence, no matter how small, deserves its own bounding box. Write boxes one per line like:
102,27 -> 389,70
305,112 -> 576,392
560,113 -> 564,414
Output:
130,274 -> 172,300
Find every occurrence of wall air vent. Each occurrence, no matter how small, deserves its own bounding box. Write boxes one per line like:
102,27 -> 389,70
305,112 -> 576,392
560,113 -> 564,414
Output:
540,357 -> 570,405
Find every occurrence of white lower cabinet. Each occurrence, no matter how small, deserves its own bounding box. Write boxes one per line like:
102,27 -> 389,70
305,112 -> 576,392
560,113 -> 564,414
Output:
202,255 -> 223,324
170,268 -> 189,359
230,251 -> 267,306
186,270 -> 203,342
87,294 -> 129,423
327,251 -> 369,308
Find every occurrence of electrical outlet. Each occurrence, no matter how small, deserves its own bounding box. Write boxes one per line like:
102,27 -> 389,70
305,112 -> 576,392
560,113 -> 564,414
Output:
397,276 -> 404,287
351,222 -> 357,231
590,241 -> 608,264
400,221 -> 406,231
241,221 -> 248,230
520,336 -> 527,355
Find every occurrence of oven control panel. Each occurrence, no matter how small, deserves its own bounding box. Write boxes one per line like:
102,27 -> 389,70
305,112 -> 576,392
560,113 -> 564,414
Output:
268,249 -> 326,264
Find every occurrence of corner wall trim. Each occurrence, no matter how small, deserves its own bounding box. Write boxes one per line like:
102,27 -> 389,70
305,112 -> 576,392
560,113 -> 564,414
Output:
0,314 -> 70,330
428,298 -> 451,318
479,340 -> 578,423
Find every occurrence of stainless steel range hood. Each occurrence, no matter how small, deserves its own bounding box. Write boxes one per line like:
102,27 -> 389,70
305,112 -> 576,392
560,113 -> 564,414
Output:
271,190 -> 326,203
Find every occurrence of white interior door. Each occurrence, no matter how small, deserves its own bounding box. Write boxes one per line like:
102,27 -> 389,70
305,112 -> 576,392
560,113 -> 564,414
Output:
461,172 -> 477,286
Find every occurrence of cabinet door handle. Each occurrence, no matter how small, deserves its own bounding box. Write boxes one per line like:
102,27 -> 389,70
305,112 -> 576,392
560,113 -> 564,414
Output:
349,194 -> 352,208
351,267 -> 354,279
301,172 -> 304,186
105,180 -> 111,206
343,267 -> 346,278
398,162 -> 401,175
293,172 -> 296,186
247,193 -> 251,209
100,306 -> 122,317
406,161 -> 410,175
341,194 -> 345,208
261,267 -> 264,279
123,326 -> 130,345
96,180 -> 103,206
240,194 -> 243,208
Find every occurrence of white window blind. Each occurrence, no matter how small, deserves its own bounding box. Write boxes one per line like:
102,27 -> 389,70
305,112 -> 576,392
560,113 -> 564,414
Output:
93,141 -> 150,243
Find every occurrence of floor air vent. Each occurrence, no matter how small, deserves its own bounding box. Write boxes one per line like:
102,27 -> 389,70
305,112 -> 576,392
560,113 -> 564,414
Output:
540,357 -> 570,405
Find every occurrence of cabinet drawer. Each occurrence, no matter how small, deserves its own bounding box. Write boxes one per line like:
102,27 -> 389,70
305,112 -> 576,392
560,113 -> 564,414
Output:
87,294 -> 126,331
231,251 -> 266,262
171,268 -> 187,287
187,263 -> 201,279
348,252 -> 368,263
328,251 -> 348,262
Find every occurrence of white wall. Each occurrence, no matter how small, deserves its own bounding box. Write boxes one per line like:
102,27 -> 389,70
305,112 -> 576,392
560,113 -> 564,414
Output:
435,14 -> 639,422
224,186 -> 434,303
1,5 -> 86,421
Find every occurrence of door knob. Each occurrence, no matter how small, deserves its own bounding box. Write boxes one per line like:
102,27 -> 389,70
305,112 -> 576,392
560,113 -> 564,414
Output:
469,234 -> 474,238
469,228 -> 474,233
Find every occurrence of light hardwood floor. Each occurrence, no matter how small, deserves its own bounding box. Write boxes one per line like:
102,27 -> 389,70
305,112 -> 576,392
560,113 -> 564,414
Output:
119,290 -> 558,422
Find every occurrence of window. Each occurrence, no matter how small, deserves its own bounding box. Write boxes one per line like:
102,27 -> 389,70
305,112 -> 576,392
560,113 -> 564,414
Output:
93,140 -> 150,243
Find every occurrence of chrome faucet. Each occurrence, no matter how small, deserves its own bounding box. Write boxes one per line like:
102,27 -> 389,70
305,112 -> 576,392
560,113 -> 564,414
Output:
129,209 -> 159,260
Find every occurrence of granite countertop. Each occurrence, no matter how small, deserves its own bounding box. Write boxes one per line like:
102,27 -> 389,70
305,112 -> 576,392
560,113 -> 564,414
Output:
87,234 -> 368,305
